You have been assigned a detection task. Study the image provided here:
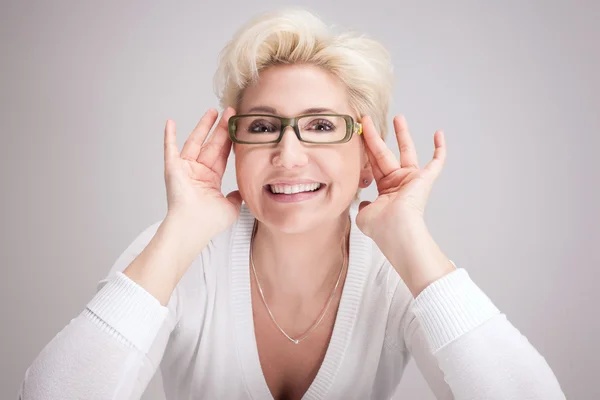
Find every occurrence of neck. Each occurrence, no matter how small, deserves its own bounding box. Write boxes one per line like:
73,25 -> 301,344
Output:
251,210 -> 351,300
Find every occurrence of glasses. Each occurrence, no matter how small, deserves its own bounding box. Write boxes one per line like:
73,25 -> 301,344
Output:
228,113 -> 363,144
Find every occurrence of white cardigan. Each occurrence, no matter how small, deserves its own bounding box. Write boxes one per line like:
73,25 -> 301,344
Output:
19,204 -> 566,399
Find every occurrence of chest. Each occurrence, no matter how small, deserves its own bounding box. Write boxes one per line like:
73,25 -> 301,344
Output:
251,280 -> 344,400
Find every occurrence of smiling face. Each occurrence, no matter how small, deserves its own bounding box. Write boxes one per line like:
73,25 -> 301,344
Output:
233,64 -> 372,233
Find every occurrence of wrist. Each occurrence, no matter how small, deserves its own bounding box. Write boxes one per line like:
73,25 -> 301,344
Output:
122,215 -> 213,306
372,214 -> 428,252
158,214 -> 213,263
378,218 -> 455,297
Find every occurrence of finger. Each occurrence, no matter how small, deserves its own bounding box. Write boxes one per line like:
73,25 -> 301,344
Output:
365,144 -> 384,182
180,109 -> 219,162
197,108 -> 236,175
361,115 -> 399,176
393,115 -> 419,169
211,136 -> 233,178
226,190 -> 243,212
423,130 -> 447,178
164,119 -> 179,165
197,107 -> 235,163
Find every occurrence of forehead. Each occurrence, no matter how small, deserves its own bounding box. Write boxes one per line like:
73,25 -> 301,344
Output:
238,64 -> 353,117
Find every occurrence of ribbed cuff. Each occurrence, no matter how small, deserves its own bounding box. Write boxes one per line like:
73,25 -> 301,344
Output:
412,268 -> 500,353
86,271 -> 169,353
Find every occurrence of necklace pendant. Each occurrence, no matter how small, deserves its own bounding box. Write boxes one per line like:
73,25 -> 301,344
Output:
293,339 -> 299,344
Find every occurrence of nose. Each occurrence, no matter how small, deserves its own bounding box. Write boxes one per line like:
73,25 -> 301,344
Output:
271,126 -> 309,169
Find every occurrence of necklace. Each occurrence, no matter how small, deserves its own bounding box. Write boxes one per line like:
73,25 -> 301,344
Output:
249,218 -> 349,345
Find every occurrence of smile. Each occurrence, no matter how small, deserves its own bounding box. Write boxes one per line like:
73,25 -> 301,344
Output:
264,181 -> 326,203
268,183 -> 322,194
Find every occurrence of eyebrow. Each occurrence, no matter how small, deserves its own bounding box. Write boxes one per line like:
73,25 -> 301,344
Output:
246,106 -> 339,115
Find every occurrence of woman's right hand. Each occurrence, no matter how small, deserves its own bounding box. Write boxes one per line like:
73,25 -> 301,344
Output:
163,107 -> 242,239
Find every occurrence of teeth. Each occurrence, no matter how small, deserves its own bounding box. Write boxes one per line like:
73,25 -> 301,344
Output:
269,183 -> 321,194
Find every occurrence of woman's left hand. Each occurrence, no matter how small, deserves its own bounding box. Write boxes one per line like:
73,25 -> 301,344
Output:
356,115 -> 455,296
356,114 -> 446,241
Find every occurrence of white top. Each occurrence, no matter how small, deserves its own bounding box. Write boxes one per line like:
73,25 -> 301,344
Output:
19,204 -> 566,399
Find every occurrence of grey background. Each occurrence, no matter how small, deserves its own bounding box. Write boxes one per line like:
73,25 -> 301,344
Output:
1,0 -> 598,399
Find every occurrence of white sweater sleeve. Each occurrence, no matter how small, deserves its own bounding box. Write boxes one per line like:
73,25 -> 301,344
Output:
19,221 -> 181,400
395,267 -> 566,400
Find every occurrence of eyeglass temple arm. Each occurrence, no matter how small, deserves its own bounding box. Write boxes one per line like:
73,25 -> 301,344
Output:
355,122 -> 363,135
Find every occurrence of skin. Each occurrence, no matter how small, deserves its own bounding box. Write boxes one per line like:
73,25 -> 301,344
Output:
125,62 -> 456,400
234,64 -> 372,299
234,65 -> 373,398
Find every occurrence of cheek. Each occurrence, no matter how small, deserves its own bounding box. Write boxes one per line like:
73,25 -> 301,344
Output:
234,151 -> 252,191
234,150 -> 267,195
321,148 -> 362,186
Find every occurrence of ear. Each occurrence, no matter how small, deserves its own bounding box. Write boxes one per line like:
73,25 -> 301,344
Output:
359,149 -> 374,188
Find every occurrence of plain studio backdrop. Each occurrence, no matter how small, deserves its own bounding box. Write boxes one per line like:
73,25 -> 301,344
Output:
1,0 -> 598,399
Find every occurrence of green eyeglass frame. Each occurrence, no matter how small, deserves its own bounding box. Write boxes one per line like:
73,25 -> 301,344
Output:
228,113 -> 363,144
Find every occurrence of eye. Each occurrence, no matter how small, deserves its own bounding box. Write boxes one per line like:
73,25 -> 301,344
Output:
248,120 -> 278,133
306,118 -> 336,132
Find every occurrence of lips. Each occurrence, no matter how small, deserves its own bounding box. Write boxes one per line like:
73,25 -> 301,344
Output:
263,181 -> 326,203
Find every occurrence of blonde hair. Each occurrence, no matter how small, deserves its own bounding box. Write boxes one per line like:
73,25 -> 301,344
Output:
213,7 -> 394,138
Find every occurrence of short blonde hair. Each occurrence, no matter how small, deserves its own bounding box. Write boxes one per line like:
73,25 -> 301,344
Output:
213,7 -> 394,138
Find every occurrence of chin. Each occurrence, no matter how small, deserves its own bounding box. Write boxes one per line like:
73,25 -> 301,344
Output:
251,205 -> 353,236
261,209 -> 324,234
240,200 -> 321,234
240,184 -> 355,233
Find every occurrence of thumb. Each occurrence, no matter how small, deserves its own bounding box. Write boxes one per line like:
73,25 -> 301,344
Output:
164,119 -> 180,165
226,190 -> 243,212
359,200 -> 371,212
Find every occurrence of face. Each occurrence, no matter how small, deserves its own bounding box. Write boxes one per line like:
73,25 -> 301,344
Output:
233,64 -> 372,233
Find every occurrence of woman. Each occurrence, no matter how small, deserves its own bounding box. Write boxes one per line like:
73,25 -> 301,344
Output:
20,8 -> 565,400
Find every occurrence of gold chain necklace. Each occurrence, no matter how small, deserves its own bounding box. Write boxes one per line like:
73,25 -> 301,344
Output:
249,218 -> 349,345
